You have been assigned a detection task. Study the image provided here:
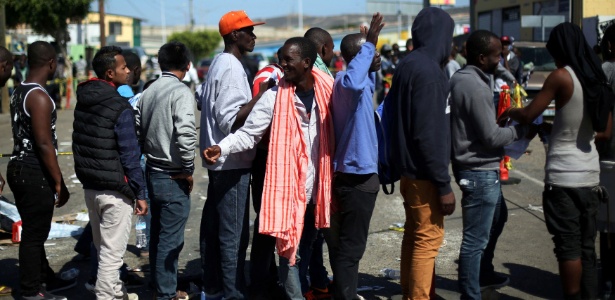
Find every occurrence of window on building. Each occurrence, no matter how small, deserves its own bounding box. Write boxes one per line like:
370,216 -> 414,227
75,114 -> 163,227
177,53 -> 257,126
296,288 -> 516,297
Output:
109,21 -> 122,35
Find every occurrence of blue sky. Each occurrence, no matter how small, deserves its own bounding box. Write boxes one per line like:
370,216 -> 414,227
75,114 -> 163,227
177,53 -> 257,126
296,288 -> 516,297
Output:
92,0 -> 469,26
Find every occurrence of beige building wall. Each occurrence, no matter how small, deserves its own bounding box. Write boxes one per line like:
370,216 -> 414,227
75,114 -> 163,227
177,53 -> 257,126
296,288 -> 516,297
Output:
583,0 -> 615,17
86,12 -> 135,47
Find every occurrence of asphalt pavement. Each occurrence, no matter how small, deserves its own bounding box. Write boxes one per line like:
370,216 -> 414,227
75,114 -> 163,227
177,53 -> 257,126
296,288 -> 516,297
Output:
0,108 -> 592,299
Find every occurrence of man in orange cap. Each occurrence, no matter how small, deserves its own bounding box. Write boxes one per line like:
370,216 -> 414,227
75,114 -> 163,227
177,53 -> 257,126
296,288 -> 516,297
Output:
195,10 -> 266,300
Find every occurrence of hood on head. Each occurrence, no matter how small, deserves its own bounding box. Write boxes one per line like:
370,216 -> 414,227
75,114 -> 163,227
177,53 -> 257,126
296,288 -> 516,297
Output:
411,7 -> 455,65
76,79 -> 119,106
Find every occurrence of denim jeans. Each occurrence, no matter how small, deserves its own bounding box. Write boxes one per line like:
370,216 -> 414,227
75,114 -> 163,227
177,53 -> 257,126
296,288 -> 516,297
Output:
454,169 -> 507,300
280,204 -> 319,300
147,169 -> 191,300
201,168 -> 251,300
6,161 -> 57,296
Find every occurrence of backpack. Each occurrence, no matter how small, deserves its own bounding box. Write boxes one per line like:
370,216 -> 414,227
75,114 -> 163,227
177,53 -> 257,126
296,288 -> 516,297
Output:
375,98 -> 400,195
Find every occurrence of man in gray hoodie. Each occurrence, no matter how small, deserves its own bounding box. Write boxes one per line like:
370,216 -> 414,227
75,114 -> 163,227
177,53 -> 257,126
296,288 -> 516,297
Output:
137,41 -> 197,300
450,30 -> 534,299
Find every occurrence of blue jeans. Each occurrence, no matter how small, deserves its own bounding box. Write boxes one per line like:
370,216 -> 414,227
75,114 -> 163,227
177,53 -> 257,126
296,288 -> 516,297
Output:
147,169 -> 191,300
280,204 -> 319,299
200,168 -> 251,300
455,169 -> 508,299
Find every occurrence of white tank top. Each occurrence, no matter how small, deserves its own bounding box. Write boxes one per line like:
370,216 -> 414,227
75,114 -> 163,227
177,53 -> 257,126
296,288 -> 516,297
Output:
545,66 -> 599,187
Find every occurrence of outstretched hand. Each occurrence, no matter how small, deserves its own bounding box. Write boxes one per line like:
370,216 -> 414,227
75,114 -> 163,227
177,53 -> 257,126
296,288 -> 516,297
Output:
360,13 -> 385,46
203,145 -> 222,165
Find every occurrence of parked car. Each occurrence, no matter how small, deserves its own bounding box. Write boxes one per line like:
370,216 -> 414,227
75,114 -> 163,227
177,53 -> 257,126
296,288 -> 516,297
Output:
514,41 -> 556,117
197,58 -> 213,81
245,52 -> 268,71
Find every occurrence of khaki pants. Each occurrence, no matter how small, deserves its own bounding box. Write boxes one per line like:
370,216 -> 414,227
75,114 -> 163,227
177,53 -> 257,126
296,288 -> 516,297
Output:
399,178 -> 444,300
85,189 -> 133,300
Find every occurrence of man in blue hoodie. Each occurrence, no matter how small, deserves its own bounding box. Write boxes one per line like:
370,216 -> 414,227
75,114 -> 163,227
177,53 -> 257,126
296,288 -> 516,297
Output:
328,13 -> 384,300
385,7 -> 456,298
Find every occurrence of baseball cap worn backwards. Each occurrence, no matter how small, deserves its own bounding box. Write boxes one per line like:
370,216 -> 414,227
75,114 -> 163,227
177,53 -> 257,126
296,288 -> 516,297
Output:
219,11 -> 265,36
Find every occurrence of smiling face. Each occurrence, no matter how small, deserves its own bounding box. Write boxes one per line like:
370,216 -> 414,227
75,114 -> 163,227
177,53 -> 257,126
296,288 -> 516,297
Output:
234,26 -> 257,54
279,43 -> 309,85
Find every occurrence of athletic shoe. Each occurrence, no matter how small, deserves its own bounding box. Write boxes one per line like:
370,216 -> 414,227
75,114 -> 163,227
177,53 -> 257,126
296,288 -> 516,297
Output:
122,273 -> 145,289
44,277 -> 77,294
304,286 -> 332,300
124,293 -> 138,300
480,273 -> 510,290
20,290 -> 67,300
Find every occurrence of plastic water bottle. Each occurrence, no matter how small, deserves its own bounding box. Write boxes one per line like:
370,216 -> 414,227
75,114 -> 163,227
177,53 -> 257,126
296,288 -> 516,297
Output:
60,268 -> 79,280
381,268 -> 401,280
135,216 -> 147,249
201,291 -> 206,300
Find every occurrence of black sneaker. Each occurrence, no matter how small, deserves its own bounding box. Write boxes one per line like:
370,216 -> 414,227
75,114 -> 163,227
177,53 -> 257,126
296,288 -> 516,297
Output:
21,290 -> 67,300
122,273 -> 145,289
479,273 -> 510,290
44,277 -> 77,294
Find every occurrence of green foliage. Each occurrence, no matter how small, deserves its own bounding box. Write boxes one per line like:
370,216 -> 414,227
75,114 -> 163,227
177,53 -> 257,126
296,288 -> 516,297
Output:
4,0 -> 92,45
168,30 -> 221,61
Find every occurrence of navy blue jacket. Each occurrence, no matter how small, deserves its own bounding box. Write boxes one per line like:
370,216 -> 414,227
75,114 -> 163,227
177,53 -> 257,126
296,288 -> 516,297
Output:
386,7 -> 455,195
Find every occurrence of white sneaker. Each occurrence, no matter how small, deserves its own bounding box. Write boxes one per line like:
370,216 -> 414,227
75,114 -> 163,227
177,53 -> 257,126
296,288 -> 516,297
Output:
123,293 -> 138,300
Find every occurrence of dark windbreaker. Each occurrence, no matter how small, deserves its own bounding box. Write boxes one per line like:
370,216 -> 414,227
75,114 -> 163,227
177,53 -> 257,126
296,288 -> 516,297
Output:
386,7 -> 455,195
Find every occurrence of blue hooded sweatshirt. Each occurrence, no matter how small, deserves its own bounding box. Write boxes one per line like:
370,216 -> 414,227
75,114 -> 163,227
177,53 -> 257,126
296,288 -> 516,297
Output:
386,7 -> 455,195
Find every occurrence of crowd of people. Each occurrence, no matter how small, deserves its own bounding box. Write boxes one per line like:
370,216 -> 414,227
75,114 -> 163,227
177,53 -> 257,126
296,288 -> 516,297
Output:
2,5 -> 615,300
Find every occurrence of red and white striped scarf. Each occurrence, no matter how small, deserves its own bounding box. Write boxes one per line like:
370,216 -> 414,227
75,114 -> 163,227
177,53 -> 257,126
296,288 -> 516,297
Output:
259,68 -> 334,265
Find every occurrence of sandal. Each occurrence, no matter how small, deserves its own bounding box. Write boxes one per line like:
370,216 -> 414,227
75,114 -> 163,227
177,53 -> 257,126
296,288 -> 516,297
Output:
0,285 -> 12,296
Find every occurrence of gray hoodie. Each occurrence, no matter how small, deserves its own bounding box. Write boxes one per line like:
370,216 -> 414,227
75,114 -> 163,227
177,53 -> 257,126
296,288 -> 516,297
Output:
450,65 -> 525,170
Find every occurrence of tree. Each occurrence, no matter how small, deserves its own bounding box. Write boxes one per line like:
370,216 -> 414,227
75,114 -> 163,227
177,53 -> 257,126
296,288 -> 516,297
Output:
168,30 -> 221,61
5,0 -> 93,53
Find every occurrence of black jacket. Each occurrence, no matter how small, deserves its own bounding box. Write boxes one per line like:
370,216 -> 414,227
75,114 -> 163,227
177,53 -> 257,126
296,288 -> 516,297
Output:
73,79 -> 136,199
386,7 -> 454,195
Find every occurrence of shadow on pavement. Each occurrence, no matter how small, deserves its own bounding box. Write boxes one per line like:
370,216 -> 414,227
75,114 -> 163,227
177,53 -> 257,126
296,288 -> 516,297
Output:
503,262 -> 561,299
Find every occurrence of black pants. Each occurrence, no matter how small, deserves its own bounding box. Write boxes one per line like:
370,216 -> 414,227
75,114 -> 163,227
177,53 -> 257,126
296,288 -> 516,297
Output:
249,149 -> 279,299
7,161 -> 56,296
543,184 -> 599,299
324,173 -> 378,300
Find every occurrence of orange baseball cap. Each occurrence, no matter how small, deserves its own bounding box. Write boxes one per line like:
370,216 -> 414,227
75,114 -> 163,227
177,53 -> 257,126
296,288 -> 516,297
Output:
219,11 -> 265,36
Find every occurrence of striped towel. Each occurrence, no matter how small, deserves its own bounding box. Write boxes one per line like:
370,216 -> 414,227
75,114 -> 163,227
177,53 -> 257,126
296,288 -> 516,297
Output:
259,68 -> 334,265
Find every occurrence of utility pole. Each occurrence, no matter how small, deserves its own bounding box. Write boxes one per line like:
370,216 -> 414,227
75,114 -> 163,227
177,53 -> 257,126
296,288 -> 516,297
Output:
0,3 -> 8,114
99,0 -> 106,47
397,0 -> 402,40
189,0 -> 194,30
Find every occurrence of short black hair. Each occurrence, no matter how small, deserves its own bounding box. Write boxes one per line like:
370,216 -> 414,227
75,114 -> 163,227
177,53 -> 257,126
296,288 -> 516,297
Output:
466,30 -> 499,65
340,33 -> 364,64
601,24 -> 615,60
27,41 -> 56,69
123,51 -> 141,70
284,37 -> 317,68
0,46 -> 11,63
92,46 -> 123,79
158,41 -> 191,72
304,27 -> 331,48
